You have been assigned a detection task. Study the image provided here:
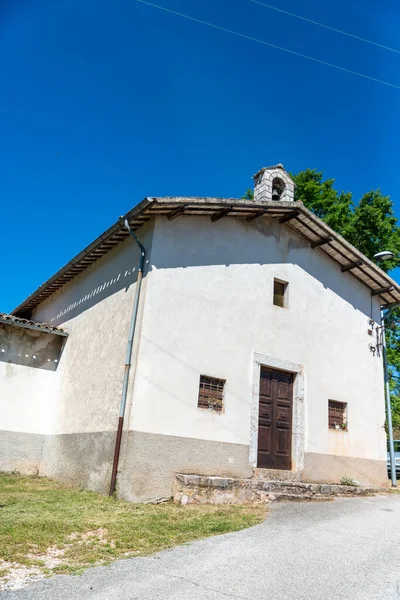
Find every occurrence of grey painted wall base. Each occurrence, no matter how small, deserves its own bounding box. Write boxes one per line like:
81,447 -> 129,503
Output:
117,431 -> 253,502
0,430 -> 115,495
0,430 -> 389,501
302,452 -> 389,489
0,431 -> 44,475
40,432 -> 116,494
0,429 -> 252,501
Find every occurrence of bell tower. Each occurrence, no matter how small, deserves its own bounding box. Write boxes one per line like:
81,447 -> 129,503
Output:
253,164 -> 295,203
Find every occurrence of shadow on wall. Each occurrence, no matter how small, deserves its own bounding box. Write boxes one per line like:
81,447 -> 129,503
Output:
34,216 -> 379,329
32,224 -> 155,328
150,216 -> 379,319
42,266 -> 140,327
0,323 -> 66,371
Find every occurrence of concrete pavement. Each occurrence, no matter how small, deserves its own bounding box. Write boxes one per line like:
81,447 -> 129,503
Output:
3,494 -> 400,600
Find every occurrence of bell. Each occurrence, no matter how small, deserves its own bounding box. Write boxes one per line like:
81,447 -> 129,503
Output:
272,187 -> 281,200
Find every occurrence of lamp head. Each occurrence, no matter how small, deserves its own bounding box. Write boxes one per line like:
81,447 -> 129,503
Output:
374,251 -> 394,262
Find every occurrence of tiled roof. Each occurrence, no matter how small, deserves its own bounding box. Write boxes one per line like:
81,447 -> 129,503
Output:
11,196 -> 400,317
0,313 -> 68,336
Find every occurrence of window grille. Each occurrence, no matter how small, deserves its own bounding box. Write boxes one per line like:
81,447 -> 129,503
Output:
328,400 -> 347,430
198,375 -> 225,412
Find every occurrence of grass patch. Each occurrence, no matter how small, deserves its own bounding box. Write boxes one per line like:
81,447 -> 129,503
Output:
0,474 -> 265,589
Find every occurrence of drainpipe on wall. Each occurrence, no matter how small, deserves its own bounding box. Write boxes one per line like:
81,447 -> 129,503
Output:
109,219 -> 146,496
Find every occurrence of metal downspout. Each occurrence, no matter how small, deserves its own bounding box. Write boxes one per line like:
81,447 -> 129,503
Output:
109,219 -> 146,496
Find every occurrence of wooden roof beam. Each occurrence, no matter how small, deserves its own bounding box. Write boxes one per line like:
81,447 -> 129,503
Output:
372,285 -> 394,297
246,209 -> 269,222
341,260 -> 363,273
311,236 -> 333,249
167,204 -> 187,221
279,209 -> 300,223
211,206 -> 233,222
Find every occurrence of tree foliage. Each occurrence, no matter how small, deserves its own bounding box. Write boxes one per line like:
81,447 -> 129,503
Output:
385,310 -> 400,432
242,189 -> 254,200
292,169 -> 353,238
292,169 -> 400,272
243,168 -> 400,431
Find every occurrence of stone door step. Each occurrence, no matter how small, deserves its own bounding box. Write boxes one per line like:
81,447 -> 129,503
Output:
174,474 -> 380,505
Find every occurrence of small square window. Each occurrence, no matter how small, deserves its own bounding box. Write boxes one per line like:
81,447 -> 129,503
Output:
198,375 -> 225,412
273,279 -> 288,308
328,400 -> 347,430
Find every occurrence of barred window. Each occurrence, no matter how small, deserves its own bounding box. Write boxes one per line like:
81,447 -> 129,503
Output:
198,375 -> 225,412
328,400 -> 347,430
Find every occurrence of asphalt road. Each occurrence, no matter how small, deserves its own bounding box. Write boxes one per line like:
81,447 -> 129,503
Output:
3,494 -> 400,600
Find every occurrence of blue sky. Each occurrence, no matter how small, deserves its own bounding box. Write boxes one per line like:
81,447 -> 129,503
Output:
1,0 -> 399,313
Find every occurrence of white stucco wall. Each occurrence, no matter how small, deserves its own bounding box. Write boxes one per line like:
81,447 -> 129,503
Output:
0,324 -> 63,435
129,215 -> 386,462
0,361 -> 56,435
31,222 -> 155,435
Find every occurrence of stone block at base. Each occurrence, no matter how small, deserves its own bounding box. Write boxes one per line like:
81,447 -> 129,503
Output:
174,473 -> 381,505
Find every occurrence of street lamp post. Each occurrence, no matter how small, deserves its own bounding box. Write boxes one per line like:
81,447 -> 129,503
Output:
374,251 -> 397,487
381,308 -> 397,487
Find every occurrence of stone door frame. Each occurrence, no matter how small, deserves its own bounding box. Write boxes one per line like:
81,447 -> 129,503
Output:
249,352 -> 305,472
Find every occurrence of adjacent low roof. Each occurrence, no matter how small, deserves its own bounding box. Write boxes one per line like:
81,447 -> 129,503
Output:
0,313 -> 68,337
12,197 -> 400,317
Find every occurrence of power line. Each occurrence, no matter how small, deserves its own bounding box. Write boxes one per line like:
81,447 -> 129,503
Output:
247,0 -> 400,55
137,1 -> 400,90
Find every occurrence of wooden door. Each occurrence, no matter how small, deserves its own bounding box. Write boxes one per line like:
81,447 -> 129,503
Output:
257,367 -> 293,470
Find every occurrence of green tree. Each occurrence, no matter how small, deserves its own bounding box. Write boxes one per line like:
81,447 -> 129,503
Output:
292,168 -> 353,238
242,189 -> 254,200
385,310 -> 400,434
346,190 -> 400,273
291,170 -> 400,272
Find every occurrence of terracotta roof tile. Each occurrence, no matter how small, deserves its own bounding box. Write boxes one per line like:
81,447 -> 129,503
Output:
0,313 -> 68,336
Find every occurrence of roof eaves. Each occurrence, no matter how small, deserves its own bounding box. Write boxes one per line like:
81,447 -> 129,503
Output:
0,313 -> 68,336
12,197 -> 156,317
11,196 -> 400,315
300,205 -> 400,286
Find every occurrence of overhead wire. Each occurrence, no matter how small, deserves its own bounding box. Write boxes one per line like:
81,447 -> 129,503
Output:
137,1 -> 400,90
247,0 -> 400,55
